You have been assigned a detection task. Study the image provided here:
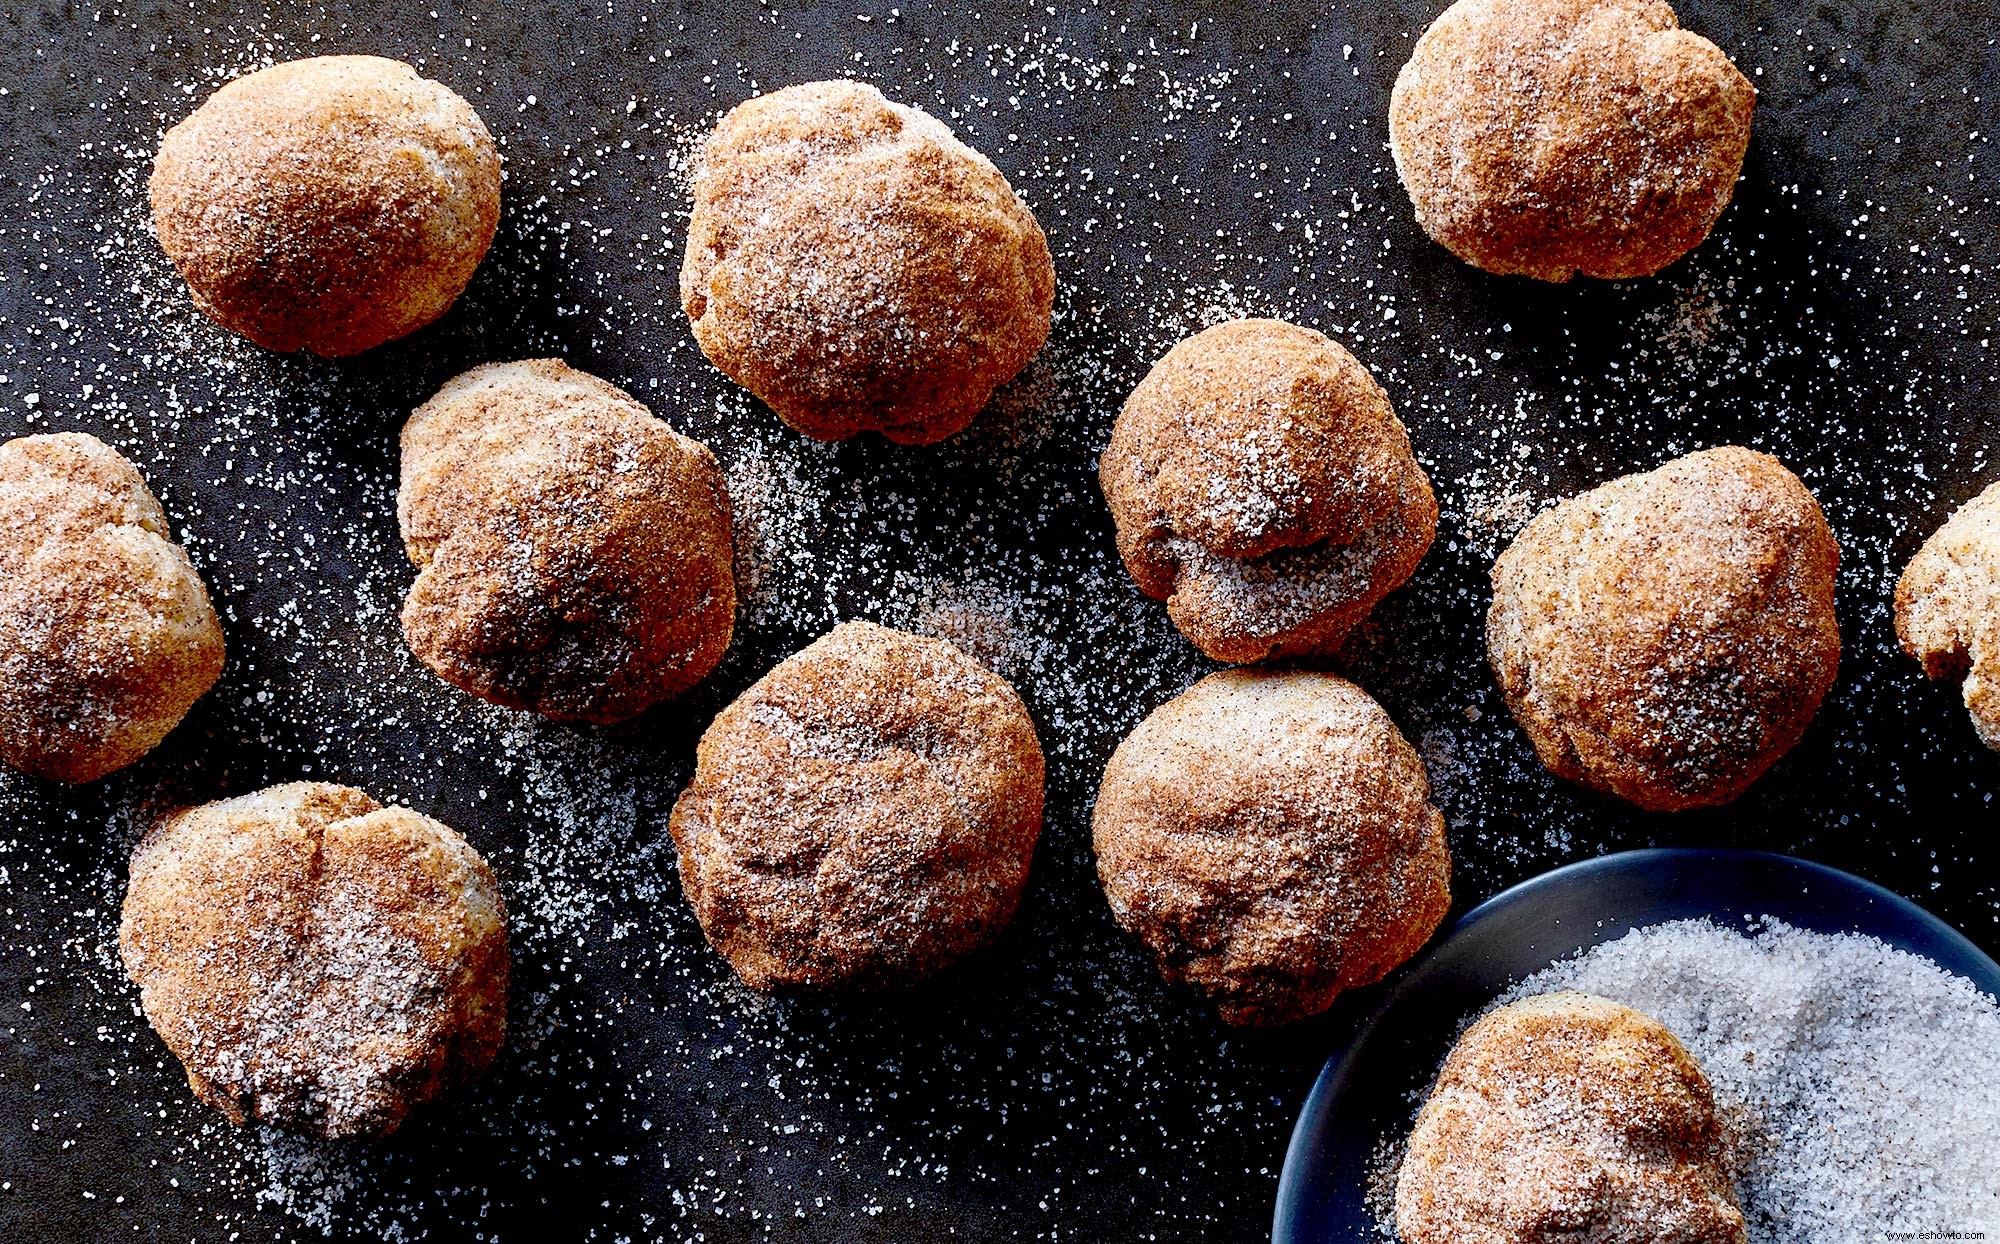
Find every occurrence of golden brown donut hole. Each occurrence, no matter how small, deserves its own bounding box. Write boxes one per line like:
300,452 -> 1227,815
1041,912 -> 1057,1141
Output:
681,80 -> 1055,445
150,55 -> 501,356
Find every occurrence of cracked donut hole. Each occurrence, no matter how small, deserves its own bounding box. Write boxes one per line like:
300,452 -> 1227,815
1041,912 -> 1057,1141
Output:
0,432 -> 225,784
1100,318 -> 1436,663
118,782 -> 509,1141
396,358 -> 736,725
1897,477 -> 2000,749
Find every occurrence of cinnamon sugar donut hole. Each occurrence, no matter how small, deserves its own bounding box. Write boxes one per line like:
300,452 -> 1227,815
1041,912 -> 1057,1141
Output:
119,782 -> 509,1140
150,55 -> 501,357
0,433 -> 224,784
1896,479 -> 2000,750
669,621 -> 1044,990
1099,319 -> 1437,664
1488,447 -> 1840,812
398,359 -> 736,724
1396,992 -> 1747,1244
1390,0 -> 1754,281
1092,669 -> 1451,1026
681,80 -> 1055,445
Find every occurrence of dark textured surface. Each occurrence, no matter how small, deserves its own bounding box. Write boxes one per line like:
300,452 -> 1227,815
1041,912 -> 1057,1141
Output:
0,1 -> 1994,1241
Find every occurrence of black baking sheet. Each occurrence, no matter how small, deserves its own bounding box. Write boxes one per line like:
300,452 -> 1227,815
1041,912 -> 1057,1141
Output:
0,0 -> 1995,1240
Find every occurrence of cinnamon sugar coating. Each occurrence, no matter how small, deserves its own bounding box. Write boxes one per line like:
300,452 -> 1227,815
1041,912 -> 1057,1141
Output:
1396,992 -> 1747,1244
1487,447 -> 1839,812
1091,669 -> 1451,1026
398,359 -> 736,724
150,55 -> 500,356
118,782 -> 510,1140
1390,0 -> 1754,281
0,433 -> 224,783
669,621 -> 1045,989
1896,479 -> 2000,750
680,80 -> 1055,445
1099,319 -> 1437,663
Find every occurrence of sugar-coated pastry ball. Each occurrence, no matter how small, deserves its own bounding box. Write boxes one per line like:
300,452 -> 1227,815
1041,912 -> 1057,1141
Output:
1397,992 -> 1746,1244
1897,479 -> 2000,750
1099,319 -> 1437,663
1488,447 -> 1839,811
1390,0 -> 1754,281
150,55 -> 501,356
119,783 -> 510,1140
670,621 -> 1044,989
681,80 -> 1055,445
0,433 -> 224,783
398,359 -> 737,724
1092,669 -> 1451,1026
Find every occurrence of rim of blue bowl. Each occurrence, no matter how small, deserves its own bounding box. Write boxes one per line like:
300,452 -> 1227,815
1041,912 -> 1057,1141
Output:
1269,847 -> 2000,1244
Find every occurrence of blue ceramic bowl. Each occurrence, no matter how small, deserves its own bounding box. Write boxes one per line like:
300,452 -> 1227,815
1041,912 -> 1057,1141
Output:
1270,848 -> 2000,1243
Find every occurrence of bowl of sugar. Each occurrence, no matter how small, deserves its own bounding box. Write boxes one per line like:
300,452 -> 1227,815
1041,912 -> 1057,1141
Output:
1272,848 -> 2000,1244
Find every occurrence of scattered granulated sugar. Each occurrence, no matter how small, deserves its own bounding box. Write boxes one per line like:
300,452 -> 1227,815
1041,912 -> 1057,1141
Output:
1,1 -> 1996,1241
